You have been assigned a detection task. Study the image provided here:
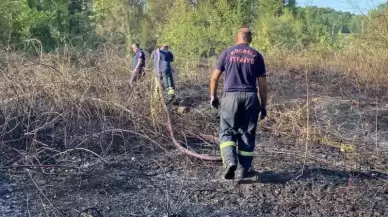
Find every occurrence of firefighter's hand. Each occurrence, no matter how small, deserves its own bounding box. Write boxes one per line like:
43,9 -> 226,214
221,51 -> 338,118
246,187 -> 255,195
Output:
210,96 -> 220,109
259,105 -> 267,120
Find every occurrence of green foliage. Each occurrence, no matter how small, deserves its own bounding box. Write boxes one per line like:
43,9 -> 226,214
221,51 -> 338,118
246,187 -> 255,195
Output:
252,8 -> 302,53
0,0 -> 19,46
258,0 -> 284,16
0,0 -> 96,51
0,0 -> 385,57
365,3 -> 388,45
159,0 -> 258,58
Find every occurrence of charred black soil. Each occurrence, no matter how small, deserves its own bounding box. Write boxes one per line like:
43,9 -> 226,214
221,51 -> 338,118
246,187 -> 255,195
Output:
1,138 -> 388,217
1,65 -> 388,217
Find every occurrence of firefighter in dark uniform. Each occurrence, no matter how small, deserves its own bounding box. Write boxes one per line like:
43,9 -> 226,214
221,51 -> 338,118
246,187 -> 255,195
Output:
151,44 -> 176,101
130,43 -> 146,85
209,28 -> 268,180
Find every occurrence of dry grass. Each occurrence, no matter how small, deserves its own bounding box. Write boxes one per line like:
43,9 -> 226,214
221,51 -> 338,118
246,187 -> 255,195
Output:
0,46 -> 171,172
261,50 -> 388,173
1,44 -> 388,217
0,44 -> 388,175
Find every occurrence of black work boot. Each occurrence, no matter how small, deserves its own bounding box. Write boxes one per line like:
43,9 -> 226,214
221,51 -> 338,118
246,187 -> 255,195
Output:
167,93 -> 175,104
166,88 -> 175,104
220,142 -> 237,179
235,167 -> 250,180
222,163 -> 237,180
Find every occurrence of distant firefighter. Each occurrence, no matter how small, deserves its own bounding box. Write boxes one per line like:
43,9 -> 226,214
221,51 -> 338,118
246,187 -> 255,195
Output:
152,44 -> 176,102
130,43 -> 146,85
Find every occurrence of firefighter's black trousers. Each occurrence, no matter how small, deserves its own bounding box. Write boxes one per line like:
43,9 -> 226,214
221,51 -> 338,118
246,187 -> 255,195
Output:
219,92 -> 260,170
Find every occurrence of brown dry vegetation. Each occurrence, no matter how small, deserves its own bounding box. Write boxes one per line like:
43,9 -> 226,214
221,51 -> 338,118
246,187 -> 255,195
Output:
1,46 -> 388,216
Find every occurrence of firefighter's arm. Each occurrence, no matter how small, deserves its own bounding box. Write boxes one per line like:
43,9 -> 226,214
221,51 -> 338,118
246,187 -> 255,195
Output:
134,58 -> 143,70
257,54 -> 267,106
211,50 -> 226,98
258,76 -> 267,106
133,52 -> 144,72
210,69 -> 222,98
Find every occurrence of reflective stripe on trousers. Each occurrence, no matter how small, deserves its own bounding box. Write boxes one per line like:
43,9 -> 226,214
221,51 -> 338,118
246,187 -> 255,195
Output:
154,77 -> 175,95
219,92 -> 260,170
154,48 -> 175,95
220,141 -> 237,168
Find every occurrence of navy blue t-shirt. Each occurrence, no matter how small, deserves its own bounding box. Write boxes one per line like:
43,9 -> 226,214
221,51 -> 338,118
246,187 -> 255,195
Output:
216,43 -> 266,92
152,48 -> 174,73
132,48 -> 146,69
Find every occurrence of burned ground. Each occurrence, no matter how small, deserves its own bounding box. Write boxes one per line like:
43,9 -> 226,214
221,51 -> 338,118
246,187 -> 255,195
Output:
1,54 -> 388,217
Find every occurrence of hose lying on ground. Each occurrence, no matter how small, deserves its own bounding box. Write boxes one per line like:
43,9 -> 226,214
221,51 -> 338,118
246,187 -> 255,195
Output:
154,74 -> 222,161
154,48 -> 221,161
